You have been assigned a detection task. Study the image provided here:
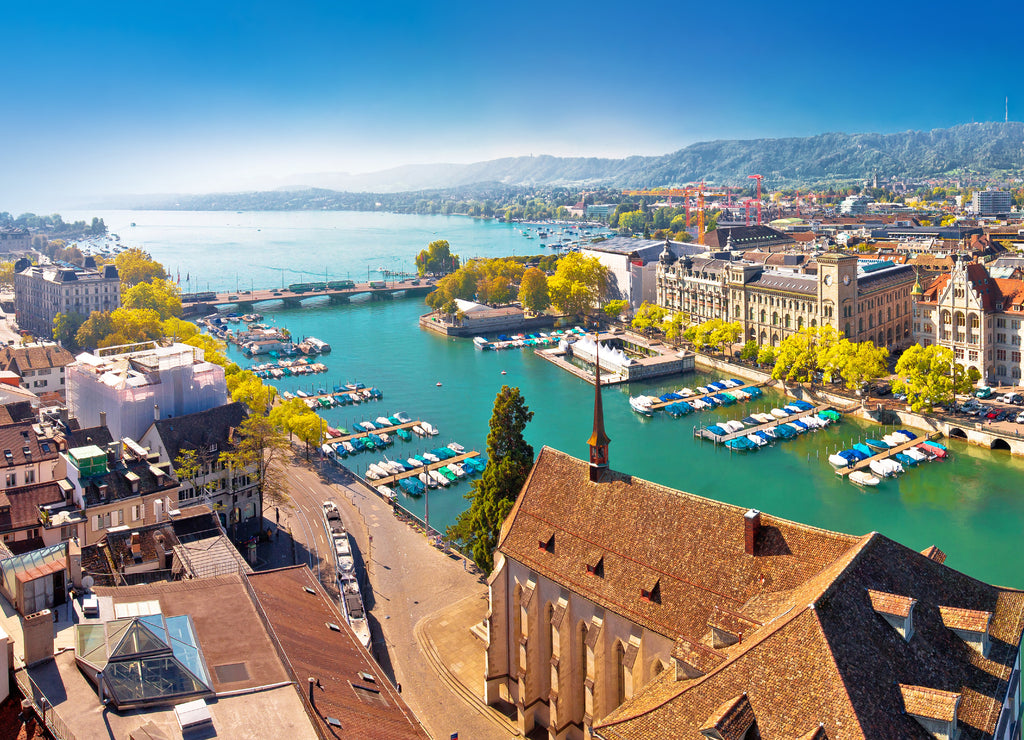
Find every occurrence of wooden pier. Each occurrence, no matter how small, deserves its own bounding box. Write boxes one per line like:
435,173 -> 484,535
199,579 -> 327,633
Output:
651,382 -> 765,411
833,431 -> 945,477
371,451 -> 482,488
324,420 -> 423,446
694,404 -> 834,443
286,388 -> 383,406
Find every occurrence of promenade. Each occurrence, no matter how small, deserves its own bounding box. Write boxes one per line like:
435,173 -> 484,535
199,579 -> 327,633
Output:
270,451 -> 519,740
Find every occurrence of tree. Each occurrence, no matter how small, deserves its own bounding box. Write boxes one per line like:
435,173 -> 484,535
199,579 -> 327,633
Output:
115,248 -> 167,286
227,370 -> 277,414
818,338 -> 856,384
773,326 -> 840,383
291,413 -> 324,460
709,320 -> 742,354
53,311 -> 87,349
631,302 -> 668,334
841,342 -> 889,393
174,448 -> 211,503
269,398 -> 311,438
548,253 -> 609,318
162,317 -> 199,342
683,318 -> 738,353
893,344 -> 959,412
618,210 -> 646,235
518,267 -> 550,314
739,340 -> 759,361
221,414 -> 290,508
447,386 -> 534,573
122,279 -> 182,320
415,239 -> 460,276
602,299 -> 629,319
0,261 -> 15,288
756,344 -> 776,367
661,312 -> 686,342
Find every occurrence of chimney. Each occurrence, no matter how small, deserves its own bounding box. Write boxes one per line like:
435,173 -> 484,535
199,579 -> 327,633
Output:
22,609 -> 55,666
154,403 -> 160,421
308,677 -> 316,709
744,509 -> 760,555
99,411 -> 107,429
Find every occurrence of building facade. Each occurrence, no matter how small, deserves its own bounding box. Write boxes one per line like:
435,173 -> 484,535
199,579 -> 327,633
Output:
656,250 -> 916,349
0,343 -> 75,394
14,263 -> 121,339
973,189 -> 1013,216
0,227 -> 30,254
913,258 -> 1024,384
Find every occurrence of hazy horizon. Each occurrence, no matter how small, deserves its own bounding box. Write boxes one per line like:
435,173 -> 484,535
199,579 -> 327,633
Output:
4,0 -> 1021,213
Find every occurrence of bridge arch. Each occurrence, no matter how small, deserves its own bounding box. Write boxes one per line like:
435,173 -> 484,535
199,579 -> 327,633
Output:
948,427 -> 968,439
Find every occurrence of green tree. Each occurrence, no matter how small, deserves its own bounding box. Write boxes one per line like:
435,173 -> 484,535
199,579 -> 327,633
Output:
618,210 -> 646,235
221,413 -> 290,508
710,320 -> 742,354
174,448 -> 210,503
447,386 -> 534,573
841,342 -> 889,393
415,239 -> 460,276
818,338 -> 856,384
292,413 -> 324,460
547,253 -> 609,319
115,248 -> 167,286
53,311 -> 87,349
518,267 -> 550,314
227,370 -> 277,414
893,344 -> 959,412
0,261 -> 15,288
122,279 -> 182,320
661,312 -> 686,342
739,340 -> 759,361
631,302 -> 668,334
602,299 -> 629,319
269,398 -> 311,439
757,344 -> 776,366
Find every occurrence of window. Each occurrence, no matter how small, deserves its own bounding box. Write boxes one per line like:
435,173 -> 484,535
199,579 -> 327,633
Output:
132,504 -> 141,521
969,350 -> 978,362
24,470 -> 34,484
997,318 -> 1006,328
997,333 -> 1007,344
92,515 -> 102,531
997,349 -> 1006,361
1013,351 -> 1021,364
4,473 -> 14,487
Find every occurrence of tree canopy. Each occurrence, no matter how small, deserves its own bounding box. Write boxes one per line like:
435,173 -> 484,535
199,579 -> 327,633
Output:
518,267 -> 550,314
547,253 -> 608,318
415,239 -> 460,276
115,248 -> 168,286
121,279 -> 182,320
221,414 -> 290,507
448,386 -> 534,573
893,344 -> 968,412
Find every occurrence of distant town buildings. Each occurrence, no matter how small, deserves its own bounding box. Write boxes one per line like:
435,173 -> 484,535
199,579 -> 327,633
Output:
0,343 -> 75,394
973,189 -> 1013,216
0,227 -> 30,254
840,193 -> 874,215
14,262 -> 121,339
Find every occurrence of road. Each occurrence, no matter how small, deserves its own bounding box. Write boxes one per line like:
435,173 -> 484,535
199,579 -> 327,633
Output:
280,454 -> 515,740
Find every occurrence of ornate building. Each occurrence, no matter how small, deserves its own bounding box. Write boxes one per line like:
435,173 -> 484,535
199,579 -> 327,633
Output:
913,257 -> 1024,384
483,366 -> 1024,739
656,248 -> 916,350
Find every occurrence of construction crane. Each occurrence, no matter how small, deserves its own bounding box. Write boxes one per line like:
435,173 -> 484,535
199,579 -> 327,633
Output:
621,188 -> 691,206
748,174 -> 764,225
692,183 -> 730,245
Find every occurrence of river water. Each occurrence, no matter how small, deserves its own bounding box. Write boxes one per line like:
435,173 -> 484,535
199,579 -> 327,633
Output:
67,210 -> 1024,587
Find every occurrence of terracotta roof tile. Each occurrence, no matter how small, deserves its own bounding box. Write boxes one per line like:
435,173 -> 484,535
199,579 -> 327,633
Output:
920,545 -> 946,564
938,606 -> 992,633
698,693 -> 754,739
866,589 -> 915,618
672,638 -> 727,676
899,684 -> 960,722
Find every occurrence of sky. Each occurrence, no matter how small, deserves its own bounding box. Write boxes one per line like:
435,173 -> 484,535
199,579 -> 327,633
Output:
3,0 -> 1022,211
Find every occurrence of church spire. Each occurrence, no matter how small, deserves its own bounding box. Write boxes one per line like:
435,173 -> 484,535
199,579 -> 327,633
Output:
588,333 -> 611,482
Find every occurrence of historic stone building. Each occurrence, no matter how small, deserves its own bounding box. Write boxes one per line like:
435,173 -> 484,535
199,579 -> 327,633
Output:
484,375 -> 1024,739
913,257 -> 1024,384
656,248 -> 916,349
14,262 -> 121,339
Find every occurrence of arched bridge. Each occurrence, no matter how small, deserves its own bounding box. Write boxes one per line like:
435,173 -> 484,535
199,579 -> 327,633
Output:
181,280 -> 434,316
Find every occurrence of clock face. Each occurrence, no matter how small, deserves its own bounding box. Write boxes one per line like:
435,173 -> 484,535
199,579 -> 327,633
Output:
843,274 -> 851,286
824,274 -> 833,287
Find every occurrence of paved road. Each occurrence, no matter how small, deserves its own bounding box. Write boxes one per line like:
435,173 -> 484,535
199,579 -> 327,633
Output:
280,454 -> 515,740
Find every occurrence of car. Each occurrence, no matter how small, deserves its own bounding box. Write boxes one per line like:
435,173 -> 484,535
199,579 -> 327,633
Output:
1015,412 -> 1024,424
874,383 -> 892,396
985,409 -> 999,420
975,386 -> 994,399
995,409 -> 1010,422
998,393 -> 1016,404
1012,394 -> 1024,405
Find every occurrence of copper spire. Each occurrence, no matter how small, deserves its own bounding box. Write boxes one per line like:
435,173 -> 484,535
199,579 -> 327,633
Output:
588,332 -> 610,480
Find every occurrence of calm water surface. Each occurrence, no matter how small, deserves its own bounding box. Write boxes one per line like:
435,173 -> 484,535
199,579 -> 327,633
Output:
69,211 -> 1024,587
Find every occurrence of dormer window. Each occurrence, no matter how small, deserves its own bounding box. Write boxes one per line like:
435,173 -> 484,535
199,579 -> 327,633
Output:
938,606 -> 993,657
585,556 -> 604,578
867,589 -> 916,641
900,684 -> 961,740
699,693 -> 755,740
538,534 -> 554,553
640,579 -> 661,604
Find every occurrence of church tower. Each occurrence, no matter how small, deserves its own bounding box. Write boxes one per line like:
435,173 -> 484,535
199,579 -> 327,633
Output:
588,336 -> 611,482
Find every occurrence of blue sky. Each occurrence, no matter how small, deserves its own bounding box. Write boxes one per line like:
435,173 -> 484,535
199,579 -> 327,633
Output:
3,0 -> 1021,210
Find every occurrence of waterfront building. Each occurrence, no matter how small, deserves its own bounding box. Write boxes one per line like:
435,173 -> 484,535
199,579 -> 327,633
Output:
484,383 -> 1024,740
702,225 -> 794,252
913,257 -> 1024,383
656,250 -> 916,349
973,189 -> 1013,216
140,401 -> 261,534
14,262 -> 120,339
0,343 -> 75,393
65,342 -> 228,443
582,238 -> 704,309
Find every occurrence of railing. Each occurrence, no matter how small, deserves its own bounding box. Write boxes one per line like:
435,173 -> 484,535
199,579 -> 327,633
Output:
15,668 -> 78,740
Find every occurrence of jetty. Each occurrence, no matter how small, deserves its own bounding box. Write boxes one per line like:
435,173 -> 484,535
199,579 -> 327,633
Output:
694,403 -> 834,443
372,450 -> 482,488
652,382 -> 765,411
833,431 -> 945,477
324,420 -> 421,446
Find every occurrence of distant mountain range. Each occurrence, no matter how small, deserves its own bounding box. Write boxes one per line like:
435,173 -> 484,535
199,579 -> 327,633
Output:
125,122 -> 1024,209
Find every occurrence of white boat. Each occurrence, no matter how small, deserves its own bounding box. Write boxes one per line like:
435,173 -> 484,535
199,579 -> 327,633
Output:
406,458 -> 421,469
759,427 -> 777,439
360,421 -> 376,431
412,425 -> 427,437
395,411 -> 411,423
376,485 -> 396,500
904,448 -> 929,463
342,441 -> 356,454
449,463 -> 466,477
690,398 -> 709,410
746,434 -> 767,447
771,408 -> 790,419
829,453 -> 853,468
449,442 -> 465,453
883,433 -> 905,448
368,463 -> 388,478
364,469 -> 380,481
629,396 -> 655,416
677,388 -> 694,397
379,433 -> 391,445
429,470 -> 449,487
419,472 -> 437,489
849,470 -> 881,487
340,576 -> 371,649
422,421 -> 439,436
296,390 -> 309,398
305,399 -> 317,409
722,420 -> 745,433
422,452 -> 439,463
753,413 -> 775,424
321,443 -> 335,457
869,458 -> 903,477
375,416 -> 392,427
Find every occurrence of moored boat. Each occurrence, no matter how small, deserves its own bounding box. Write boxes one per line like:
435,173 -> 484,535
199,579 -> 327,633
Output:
849,470 -> 881,487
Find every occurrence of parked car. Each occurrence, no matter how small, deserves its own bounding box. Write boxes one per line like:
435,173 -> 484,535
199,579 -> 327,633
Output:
1011,394 -> 1024,405
995,409 -> 1011,422
975,386 -> 994,399
998,393 -> 1016,404
874,383 -> 892,396
986,409 -> 1000,420
1015,412 -> 1024,424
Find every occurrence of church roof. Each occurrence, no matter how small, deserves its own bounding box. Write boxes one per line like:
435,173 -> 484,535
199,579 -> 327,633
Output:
498,447 -> 1024,740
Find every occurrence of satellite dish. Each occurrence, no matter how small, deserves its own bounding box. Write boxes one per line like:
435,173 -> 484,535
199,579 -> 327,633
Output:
82,575 -> 95,593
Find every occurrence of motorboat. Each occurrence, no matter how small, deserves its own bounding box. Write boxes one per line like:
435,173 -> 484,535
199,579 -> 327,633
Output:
422,421 -> 439,436
629,396 -> 655,416
376,416 -> 392,427
395,411 -> 411,423
770,408 -> 790,419
725,437 -> 757,452
429,470 -> 449,487
849,470 -> 881,487
340,576 -> 371,649
746,434 -> 768,447
412,425 -> 427,437
865,438 -> 889,451
449,442 -> 465,453
376,485 -> 396,500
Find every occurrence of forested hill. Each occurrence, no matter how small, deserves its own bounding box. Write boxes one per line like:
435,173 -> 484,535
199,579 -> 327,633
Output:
125,122 -> 1024,209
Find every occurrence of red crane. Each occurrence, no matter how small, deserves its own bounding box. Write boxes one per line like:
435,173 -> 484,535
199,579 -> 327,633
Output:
748,174 -> 764,225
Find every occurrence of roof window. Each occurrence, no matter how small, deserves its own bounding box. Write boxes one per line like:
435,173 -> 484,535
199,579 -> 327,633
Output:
640,579 -> 661,604
899,684 -> 961,739
938,606 -> 992,657
538,534 -> 554,553
585,556 -> 604,577
867,589 -> 916,642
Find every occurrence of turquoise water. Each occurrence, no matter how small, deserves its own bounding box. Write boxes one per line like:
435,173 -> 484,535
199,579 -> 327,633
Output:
70,211 -> 1024,587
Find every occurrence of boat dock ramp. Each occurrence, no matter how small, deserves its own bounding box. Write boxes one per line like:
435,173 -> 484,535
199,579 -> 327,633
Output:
833,430 -> 944,477
694,403 -> 834,443
651,382 -> 764,412
371,450 -> 482,488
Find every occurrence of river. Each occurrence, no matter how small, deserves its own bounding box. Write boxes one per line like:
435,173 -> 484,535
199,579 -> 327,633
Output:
66,210 -> 1024,587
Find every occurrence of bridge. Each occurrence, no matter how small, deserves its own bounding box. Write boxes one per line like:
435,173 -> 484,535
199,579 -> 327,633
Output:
181,279 -> 435,316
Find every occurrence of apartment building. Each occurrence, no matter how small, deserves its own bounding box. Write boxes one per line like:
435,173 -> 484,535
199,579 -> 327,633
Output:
14,262 -> 121,339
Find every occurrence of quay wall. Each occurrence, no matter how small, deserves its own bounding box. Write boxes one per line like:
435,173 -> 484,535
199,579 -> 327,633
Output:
419,313 -> 556,338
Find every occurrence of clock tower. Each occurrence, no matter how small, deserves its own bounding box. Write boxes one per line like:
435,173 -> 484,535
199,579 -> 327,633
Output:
817,252 -> 858,336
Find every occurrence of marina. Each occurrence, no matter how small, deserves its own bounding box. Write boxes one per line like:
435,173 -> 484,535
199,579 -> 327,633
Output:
833,430 -> 946,478
368,450 -> 482,489
694,401 -> 837,443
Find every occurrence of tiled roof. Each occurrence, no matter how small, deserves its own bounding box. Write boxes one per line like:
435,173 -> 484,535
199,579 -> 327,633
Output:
0,401 -> 34,426
64,425 -> 114,449
899,684 -> 960,722
747,272 -> 818,295
856,264 -> 914,293
920,545 -> 946,564
79,457 -> 177,506
0,481 -> 63,531
149,402 -> 248,463
866,589 -> 915,618
246,566 -> 429,739
504,449 -> 1024,740
698,693 -> 753,739
0,421 -> 58,468
0,345 -> 74,374
938,606 -> 992,633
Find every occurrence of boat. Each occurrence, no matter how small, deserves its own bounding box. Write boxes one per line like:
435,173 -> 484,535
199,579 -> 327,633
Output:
376,416 -> 392,427
412,425 -> 426,437
396,428 -> 412,442
849,470 -> 881,487
893,452 -> 917,467
368,463 -> 388,478
919,441 -> 948,459
449,442 -> 465,453
448,463 -> 466,478
865,439 -> 889,451
770,408 -> 790,419
429,470 -> 449,487
725,437 -> 757,452
422,421 -> 439,436
829,452 -> 855,468
853,443 -> 873,457
869,459 -> 899,478
921,438 -> 946,450
754,430 -> 775,444
340,576 -> 371,648
395,411 -> 411,423
342,441 -> 356,454
746,434 -> 768,447
629,396 -> 655,416
904,448 -> 929,463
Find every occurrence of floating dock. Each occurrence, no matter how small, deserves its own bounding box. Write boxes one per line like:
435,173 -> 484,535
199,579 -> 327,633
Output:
324,420 -> 422,446
694,403 -> 834,443
372,451 -> 482,488
833,431 -> 945,477
652,383 -> 765,412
